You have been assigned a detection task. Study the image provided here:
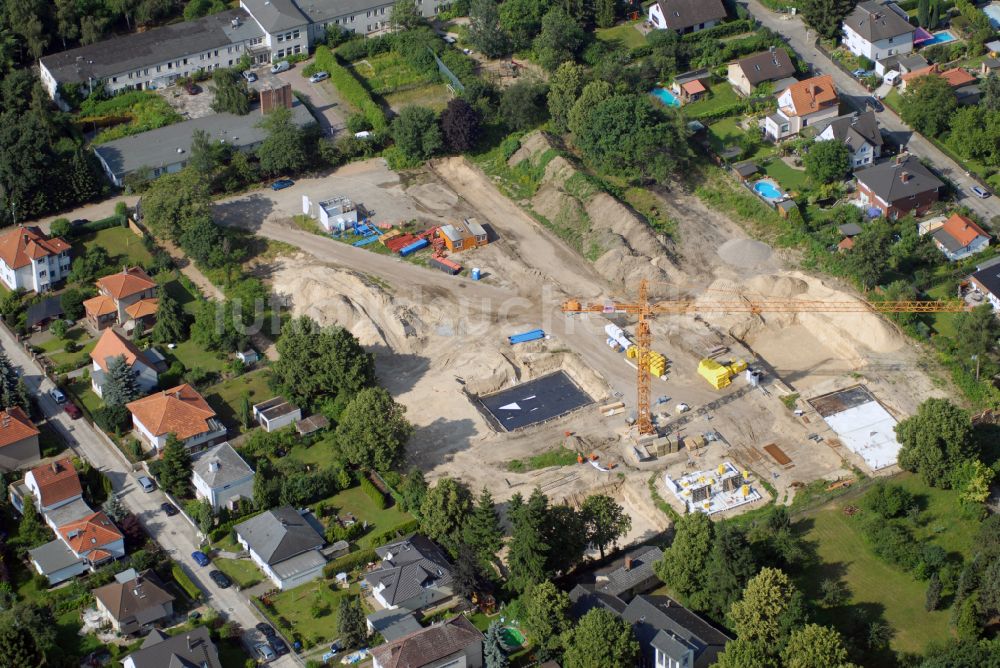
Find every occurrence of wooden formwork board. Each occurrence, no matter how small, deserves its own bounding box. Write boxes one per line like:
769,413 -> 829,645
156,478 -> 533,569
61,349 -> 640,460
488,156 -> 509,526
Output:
763,443 -> 793,468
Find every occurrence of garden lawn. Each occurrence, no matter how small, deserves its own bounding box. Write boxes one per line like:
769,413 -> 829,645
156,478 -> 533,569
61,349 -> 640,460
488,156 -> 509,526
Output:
265,581 -> 352,648
49,340 -> 97,368
763,158 -> 808,192
287,433 -> 341,469
595,22 -> 647,49
683,82 -> 740,118
78,226 -> 154,267
349,52 -> 436,95
926,281 -> 958,338
321,485 -> 413,549
384,84 -> 452,113
204,369 -> 272,430
213,558 -> 262,589
795,473 -> 979,655
165,339 -> 227,375
159,276 -> 202,317
67,379 -> 103,416
52,609 -> 105,665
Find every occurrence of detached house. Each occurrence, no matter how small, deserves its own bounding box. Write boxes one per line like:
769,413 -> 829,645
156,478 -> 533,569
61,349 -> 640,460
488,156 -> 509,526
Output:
623,595 -> 730,668
0,226 -> 71,293
234,505 -> 326,590
969,263 -> 1000,312
126,384 -> 226,452
89,329 -> 160,399
764,75 -> 839,141
191,442 -> 254,511
94,569 -> 175,635
814,111 -> 883,169
371,615 -> 483,668
855,155 -> 943,219
842,2 -> 914,70
932,213 -> 990,261
0,406 -> 40,472
727,48 -> 797,97
648,0 -> 727,34
365,534 -> 455,612
122,627 -> 221,668
84,267 -> 158,332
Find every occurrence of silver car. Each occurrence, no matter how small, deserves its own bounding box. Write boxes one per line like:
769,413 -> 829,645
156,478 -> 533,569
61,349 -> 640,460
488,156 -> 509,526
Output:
309,71 -> 329,83
270,60 -> 290,74
255,643 -> 276,662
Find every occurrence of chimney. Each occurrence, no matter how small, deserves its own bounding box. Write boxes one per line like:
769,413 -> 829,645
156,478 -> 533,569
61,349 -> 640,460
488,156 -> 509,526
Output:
51,461 -> 60,474
624,556 -> 633,571
187,635 -> 194,651
208,460 -> 220,473
900,171 -> 911,183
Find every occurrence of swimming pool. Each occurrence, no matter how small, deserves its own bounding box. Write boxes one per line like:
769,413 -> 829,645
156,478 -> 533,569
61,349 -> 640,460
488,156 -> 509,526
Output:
921,30 -> 957,47
753,179 -> 784,201
652,87 -> 681,107
984,3 -> 1000,29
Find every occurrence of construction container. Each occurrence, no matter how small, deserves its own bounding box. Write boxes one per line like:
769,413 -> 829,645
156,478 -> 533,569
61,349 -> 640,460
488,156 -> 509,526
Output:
508,329 -> 545,344
429,256 -> 462,275
399,238 -> 430,256
471,268 -> 481,280
604,324 -> 633,349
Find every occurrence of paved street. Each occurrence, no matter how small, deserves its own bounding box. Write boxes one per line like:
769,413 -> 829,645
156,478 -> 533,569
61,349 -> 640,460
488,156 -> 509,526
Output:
0,325 -> 298,667
745,0 -> 1000,223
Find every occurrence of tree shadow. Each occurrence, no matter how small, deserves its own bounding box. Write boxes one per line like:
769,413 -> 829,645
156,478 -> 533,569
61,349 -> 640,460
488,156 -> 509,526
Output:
213,194 -> 276,233
405,417 -> 478,471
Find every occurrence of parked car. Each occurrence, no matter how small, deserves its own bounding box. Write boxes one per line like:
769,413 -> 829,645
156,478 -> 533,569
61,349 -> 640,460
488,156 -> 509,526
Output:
63,402 -> 82,419
187,611 -> 202,622
209,569 -> 232,588
254,643 -> 276,662
161,502 -> 179,517
184,82 -> 200,95
256,623 -> 277,638
192,551 -> 210,567
270,60 -> 290,74
271,637 -> 289,655
971,185 -> 992,198
309,71 -> 329,83
137,475 -> 155,492
242,70 -> 257,83
270,178 -> 294,191
852,68 -> 867,77
48,388 -> 66,404
70,218 -> 89,227
865,96 -> 884,112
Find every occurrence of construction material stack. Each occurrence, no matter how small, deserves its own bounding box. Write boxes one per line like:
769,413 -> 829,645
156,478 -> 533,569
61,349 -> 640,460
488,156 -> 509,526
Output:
697,358 -> 747,389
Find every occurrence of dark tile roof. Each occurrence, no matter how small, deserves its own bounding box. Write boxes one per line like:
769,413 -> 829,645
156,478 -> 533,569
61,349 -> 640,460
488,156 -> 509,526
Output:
367,608 -> 423,642
191,442 -> 254,489
26,296 -> 64,328
972,263 -> 1000,296
371,615 -> 483,668
234,505 -> 324,565
568,585 -> 629,619
732,161 -> 760,178
855,155 -> 942,203
240,0 -> 309,32
622,595 -> 730,668
124,626 -> 221,668
815,111 -> 883,152
592,545 -> 664,599
844,1 -> 914,42
365,534 -> 453,607
838,223 -> 863,237
734,49 -> 796,86
655,0 -> 727,31
93,569 -> 174,627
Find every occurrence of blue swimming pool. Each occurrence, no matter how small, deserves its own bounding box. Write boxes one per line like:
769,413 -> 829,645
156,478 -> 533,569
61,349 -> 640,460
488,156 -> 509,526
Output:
651,87 -> 681,107
984,3 -> 1000,29
921,30 -> 957,47
753,179 -> 784,201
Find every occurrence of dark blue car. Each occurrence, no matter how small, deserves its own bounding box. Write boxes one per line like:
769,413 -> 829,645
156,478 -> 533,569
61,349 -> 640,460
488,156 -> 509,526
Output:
271,179 -> 294,191
191,551 -> 210,567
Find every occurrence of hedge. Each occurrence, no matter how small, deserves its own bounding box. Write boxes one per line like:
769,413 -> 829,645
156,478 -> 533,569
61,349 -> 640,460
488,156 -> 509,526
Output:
323,548 -> 377,577
369,518 -> 420,547
335,34 -> 394,62
313,46 -> 386,131
64,214 -> 125,238
682,18 -> 755,42
172,564 -> 202,600
210,508 -> 266,542
360,476 -> 387,509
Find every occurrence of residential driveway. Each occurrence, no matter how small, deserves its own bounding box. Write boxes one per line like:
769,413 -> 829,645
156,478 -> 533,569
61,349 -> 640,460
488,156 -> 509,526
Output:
271,59 -> 348,138
0,328 -> 299,668
746,0 -> 1000,223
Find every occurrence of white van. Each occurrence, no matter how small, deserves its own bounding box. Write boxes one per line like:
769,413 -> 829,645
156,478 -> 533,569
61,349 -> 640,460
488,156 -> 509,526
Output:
883,70 -> 900,86
137,475 -> 155,493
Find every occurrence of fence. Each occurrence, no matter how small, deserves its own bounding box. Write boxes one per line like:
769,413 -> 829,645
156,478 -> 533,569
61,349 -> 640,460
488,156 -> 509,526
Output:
431,48 -> 464,93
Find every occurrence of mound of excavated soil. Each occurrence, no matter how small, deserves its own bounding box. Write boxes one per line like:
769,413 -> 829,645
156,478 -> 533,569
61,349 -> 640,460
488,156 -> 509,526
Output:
717,238 -> 773,268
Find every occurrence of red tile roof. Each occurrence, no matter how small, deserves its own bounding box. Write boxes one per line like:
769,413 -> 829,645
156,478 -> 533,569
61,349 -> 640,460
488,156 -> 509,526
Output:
371,616 -> 483,668
127,384 -> 217,440
125,298 -> 159,319
97,267 -> 156,300
681,80 -> 706,95
59,511 -> 122,554
90,329 -> 150,372
940,213 -> 989,246
784,75 -> 838,116
0,406 -> 39,448
0,227 -> 70,270
83,294 -> 117,318
940,67 -> 976,88
28,458 -> 82,507
838,237 -> 855,251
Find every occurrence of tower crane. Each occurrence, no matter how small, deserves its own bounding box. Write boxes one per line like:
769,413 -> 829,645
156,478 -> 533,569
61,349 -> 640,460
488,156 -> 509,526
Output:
561,279 -> 968,436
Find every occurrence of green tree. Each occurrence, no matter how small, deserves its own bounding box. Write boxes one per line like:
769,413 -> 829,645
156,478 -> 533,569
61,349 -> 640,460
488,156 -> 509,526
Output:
184,0 -> 227,20
140,168 -> 212,242
102,495 -> 127,522
337,596 -> 367,648
655,512 -> 714,604
256,106 -> 310,176
54,0 -> 79,49
926,572 -> 942,611
900,73 -> 957,137
896,398 -> 975,488
391,0 -> 423,29
705,524 -> 759,620
713,638 -> 771,668
391,106 -> 443,162
484,620 -> 509,668
49,318 -> 67,339
468,0 -> 510,58
499,0 -> 545,51
533,7 -> 585,71
522,581 -> 571,652
102,354 -> 141,408
399,468 -> 428,515
499,81 -> 549,131
0,350 -> 20,411
419,477 -> 473,555
568,79 -> 612,137
594,0 -> 615,28
782,624 -> 856,668
580,494 -> 630,559
562,608 -> 639,668
238,392 -> 253,429
801,0 -> 860,39
544,503 -> 588,576
157,434 -> 193,497
846,219 -> 892,289
151,288 -> 189,344
211,67 -> 251,116
928,0 -> 940,27
16,496 -> 48,549
440,98 -> 481,152
726,568 -> 806,660
253,460 -> 280,509
953,304 -> 1000,372
506,489 -> 550,593
917,0 -> 929,26
189,128 -> 221,176
335,387 -> 412,471
953,459 -> 995,517
463,487 -> 502,571
0,614 -> 41,668
805,139 -> 850,184
982,72 -> 1000,111
547,61 -> 585,133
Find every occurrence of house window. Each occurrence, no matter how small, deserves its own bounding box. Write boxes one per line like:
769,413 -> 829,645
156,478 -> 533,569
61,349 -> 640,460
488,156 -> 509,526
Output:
780,124 -> 789,133
293,29 -> 300,38
277,33 -> 284,42
367,11 -> 371,17
294,45 -> 301,54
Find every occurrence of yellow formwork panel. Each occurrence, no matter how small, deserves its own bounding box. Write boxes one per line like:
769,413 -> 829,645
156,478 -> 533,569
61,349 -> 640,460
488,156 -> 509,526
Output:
698,358 -> 732,389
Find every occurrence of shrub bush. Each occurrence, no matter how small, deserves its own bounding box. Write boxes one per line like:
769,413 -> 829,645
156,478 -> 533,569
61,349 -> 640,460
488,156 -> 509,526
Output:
360,476 -> 387,509
312,46 -> 386,131
861,483 -> 914,519
369,518 -> 420,547
322,548 -> 377,577
172,564 -> 202,600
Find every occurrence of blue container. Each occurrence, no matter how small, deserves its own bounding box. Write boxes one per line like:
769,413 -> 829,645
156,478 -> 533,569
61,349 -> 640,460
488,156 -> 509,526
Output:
471,267 -> 481,280
399,238 -> 430,256
508,329 -> 545,344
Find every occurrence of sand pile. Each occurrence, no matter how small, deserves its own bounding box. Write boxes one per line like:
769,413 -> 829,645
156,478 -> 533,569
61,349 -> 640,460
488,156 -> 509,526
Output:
717,238 -> 773,268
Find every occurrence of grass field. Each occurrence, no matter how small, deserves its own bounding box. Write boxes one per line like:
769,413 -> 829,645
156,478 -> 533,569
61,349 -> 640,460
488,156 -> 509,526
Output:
384,83 -> 452,113
79,226 -> 154,267
204,369 -> 272,431
287,433 -> 341,469
213,558 -> 262,589
684,82 -> 740,118
507,447 -> 578,472
265,582 -> 354,648
165,338 -> 228,374
795,473 -> 979,655
595,22 -> 647,49
49,340 -> 97,368
350,52 -> 436,95
764,158 -> 809,192
322,486 -> 413,549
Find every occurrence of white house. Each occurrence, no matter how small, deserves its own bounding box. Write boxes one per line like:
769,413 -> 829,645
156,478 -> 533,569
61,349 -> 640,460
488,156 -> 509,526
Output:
23,458 -> 83,514
842,1 -> 914,64
191,442 -> 255,511
932,213 -> 990,262
126,384 -> 227,452
89,329 -> 160,399
648,0 -> 727,34
764,75 -> 840,141
970,261 -> 1000,312
365,535 -> 455,612
252,397 -> 302,432
234,506 -> 326,590
0,226 -> 71,293
814,111 -> 883,169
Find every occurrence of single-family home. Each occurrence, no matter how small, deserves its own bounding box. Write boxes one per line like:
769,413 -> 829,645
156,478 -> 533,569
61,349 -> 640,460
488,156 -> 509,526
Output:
855,155 -> 943,219
969,262 -> 1000,311
89,329 -> 160,399
23,457 -> 83,513
84,267 -> 158,331
727,48 -> 797,97
981,57 -> 1000,75
932,213 -> 990,261
591,544 -> 665,602
252,397 -> 302,432
371,615 -> 484,668
622,595 -> 731,668
0,406 -> 41,472
365,534 -> 455,612
58,510 -> 125,566
366,608 -> 423,643
121,627 -> 221,668
0,226 -> 72,293
842,1 -> 914,66
764,75 -> 840,141
126,384 -> 227,452
671,69 -> 712,104
813,111 -> 883,169
234,505 -> 326,590
648,0 -> 727,34
900,65 -> 977,95
191,442 -> 255,511
438,219 -> 488,252
93,569 -> 175,635
880,52 -> 929,80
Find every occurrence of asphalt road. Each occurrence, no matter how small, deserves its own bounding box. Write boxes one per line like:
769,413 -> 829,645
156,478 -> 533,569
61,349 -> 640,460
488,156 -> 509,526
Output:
0,326 -> 298,667
745,0 -> 1000,223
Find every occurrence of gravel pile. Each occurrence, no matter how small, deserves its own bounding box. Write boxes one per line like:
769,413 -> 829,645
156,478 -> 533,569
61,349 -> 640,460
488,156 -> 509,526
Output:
717,238 -> 773,268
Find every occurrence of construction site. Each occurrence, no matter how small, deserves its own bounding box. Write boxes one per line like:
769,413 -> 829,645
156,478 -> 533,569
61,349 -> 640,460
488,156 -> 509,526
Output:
230,134 -> 954,544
